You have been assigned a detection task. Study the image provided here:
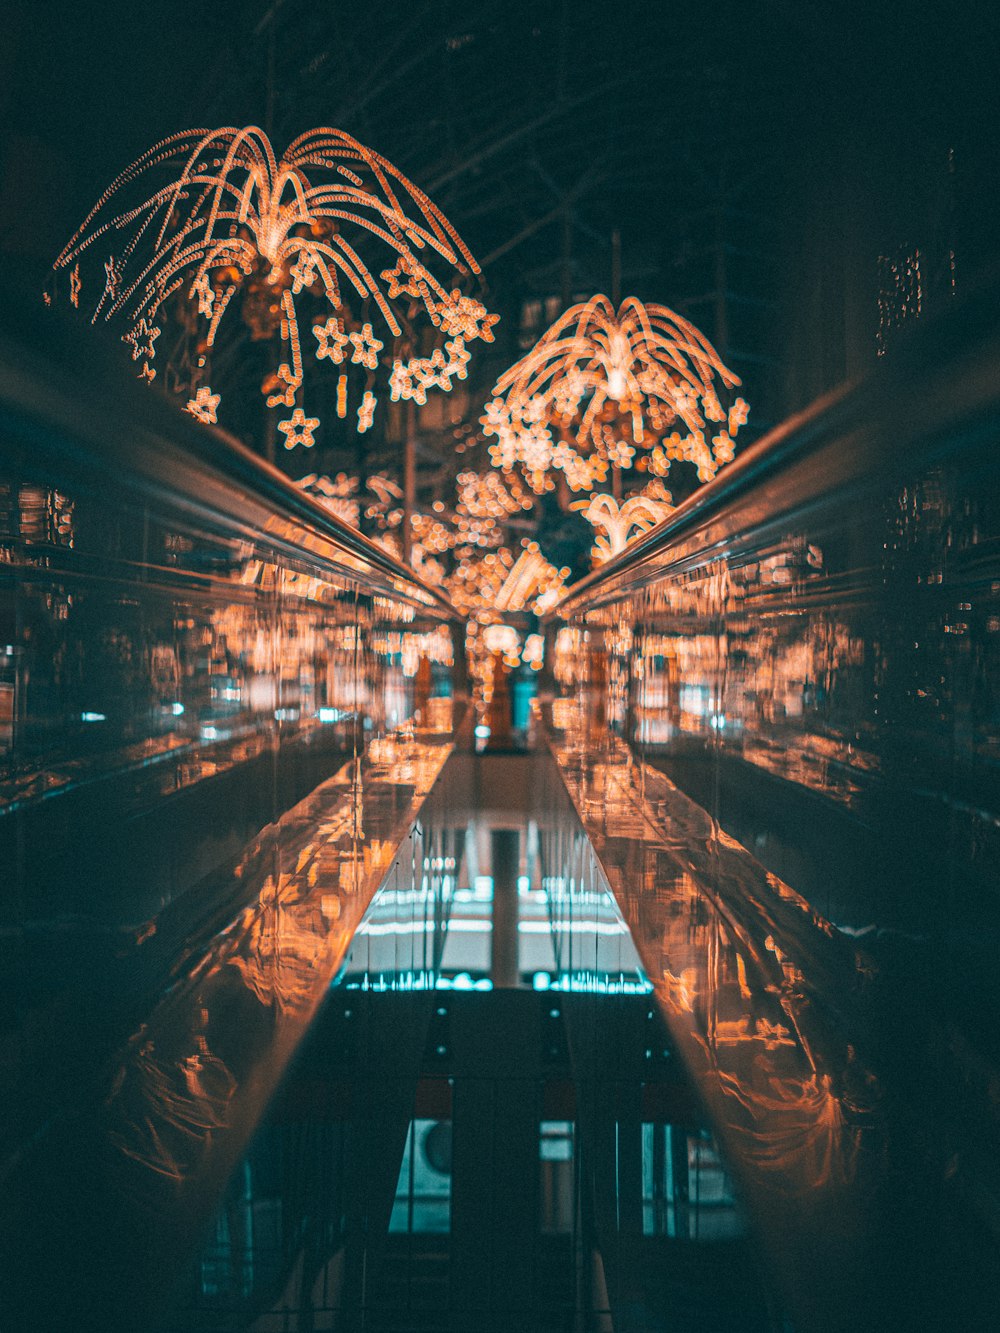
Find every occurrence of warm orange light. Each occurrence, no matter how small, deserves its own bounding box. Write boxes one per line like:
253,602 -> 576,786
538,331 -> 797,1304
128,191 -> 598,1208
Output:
482,295 -> 745,494
571,488 -> 674,562
51,125 -> 495,434
186,384 -> 221,424
357,390 -> 377,433
279,407 -> 319,449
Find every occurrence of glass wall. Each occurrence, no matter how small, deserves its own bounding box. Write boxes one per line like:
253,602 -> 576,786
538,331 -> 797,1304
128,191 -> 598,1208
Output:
542,292 -> 1000,1329
0,311 -> 462,1330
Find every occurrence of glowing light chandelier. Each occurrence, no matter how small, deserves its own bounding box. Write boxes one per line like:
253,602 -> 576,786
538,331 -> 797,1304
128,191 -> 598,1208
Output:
49,126 -> 494,444
482,294 -> 748,493
571,489 -> 674,563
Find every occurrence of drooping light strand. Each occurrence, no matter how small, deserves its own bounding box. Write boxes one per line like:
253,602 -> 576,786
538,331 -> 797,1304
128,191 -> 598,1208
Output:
357,390 -> 377,433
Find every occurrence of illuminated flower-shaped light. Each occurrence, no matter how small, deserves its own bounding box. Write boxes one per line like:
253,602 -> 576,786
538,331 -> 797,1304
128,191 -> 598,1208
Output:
279,408 -> 319,449
186,385 -> 221,424
289,253 -> 317,294
380,253 -> 424,300
411,348 -> 451,392
388,358 -> 428,405
433,290 -> 500,342
572,489 -> 675,563
122,317 -> 160,361
444,335 -> 471,380
264,362 -> 301,408
483,294 -> 745,495
52,125 -> 494,435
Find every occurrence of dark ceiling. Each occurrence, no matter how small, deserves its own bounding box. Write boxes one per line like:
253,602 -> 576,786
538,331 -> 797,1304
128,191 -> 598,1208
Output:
4,1 -> 1000,427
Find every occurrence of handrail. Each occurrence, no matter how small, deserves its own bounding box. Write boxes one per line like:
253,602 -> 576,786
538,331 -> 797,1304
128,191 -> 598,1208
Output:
0,288 -> 457,619
550,271 -> 1000,618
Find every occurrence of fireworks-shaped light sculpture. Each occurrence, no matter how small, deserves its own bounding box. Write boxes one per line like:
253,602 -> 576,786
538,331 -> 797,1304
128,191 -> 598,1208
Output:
50,126 -> 494,445
482,294 -> 747,494
571,488 -> 675,564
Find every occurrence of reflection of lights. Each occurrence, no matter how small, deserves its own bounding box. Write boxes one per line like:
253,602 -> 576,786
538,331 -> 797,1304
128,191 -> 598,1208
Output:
550,973 -> 654,994
572,490 -> 674,563
81,711 -> 106,722
359,918 -> 491,937
342,972 -> 494,993
169,702 -> 185,716
453,883 -> 494,904
519,919 -> 628,936
474,723 -> 491,740
317,707 -> 341,723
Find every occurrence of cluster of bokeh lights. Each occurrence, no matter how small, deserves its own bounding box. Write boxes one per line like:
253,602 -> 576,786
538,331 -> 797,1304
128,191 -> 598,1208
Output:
482,294 -> 747,494
50,127 -> 755,669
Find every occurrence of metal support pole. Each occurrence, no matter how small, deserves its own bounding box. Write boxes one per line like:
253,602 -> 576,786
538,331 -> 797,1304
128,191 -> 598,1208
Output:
490,827 -> 520,989
403,398 -> 416,564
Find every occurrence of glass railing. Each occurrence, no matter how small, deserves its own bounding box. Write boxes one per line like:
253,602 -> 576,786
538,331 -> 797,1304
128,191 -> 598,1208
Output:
0,297 -> 465,1329
540,279 -> 1000,1330
163,742 -> 775,1333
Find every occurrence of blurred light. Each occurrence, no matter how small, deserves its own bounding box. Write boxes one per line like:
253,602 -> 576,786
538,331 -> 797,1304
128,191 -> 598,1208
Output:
519,919 -> 627,935
81,711 -> 106,722
474,723 -> 490,739
533,971 -> 552,991
53,126 -> 493,436
434,973 -> 494,992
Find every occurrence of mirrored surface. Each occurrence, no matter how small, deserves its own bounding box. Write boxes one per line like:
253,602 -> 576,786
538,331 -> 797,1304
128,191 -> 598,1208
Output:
0,317 -> 463,1329
544,306 -> 1000,1327
163,746 -> 775,1333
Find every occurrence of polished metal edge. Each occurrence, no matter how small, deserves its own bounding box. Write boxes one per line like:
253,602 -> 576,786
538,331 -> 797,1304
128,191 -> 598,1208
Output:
0,308 -> 457,619
549,279 -> 1000,616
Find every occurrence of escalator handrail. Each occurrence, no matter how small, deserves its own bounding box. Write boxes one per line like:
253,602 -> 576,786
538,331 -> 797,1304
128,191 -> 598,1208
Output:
0,292 -> 458,618
549,272 -> 1000,618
